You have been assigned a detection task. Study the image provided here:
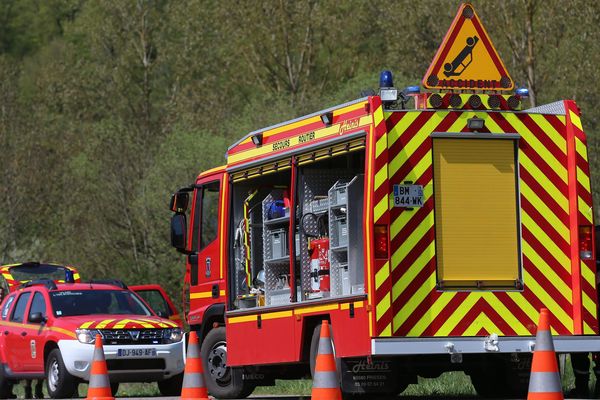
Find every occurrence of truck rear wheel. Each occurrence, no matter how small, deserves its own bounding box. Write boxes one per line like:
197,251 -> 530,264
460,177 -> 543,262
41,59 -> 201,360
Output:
200,327 -> 255,399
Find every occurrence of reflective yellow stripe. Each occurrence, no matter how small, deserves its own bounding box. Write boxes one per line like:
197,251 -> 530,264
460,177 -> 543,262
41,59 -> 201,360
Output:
373,106 -> 384,128
391,211 -> 434,269
436,294 -> 479,336
374,166 -> 387,191
577,166 -> 591,193
581,261 -> 595,287
80,321 -> 94,329
380,323 -> 392,336
521,211 -> 570,270
504,114 -> 567,183
294,304 -> 338,315
376,293 -> 391,322
228,315 -> 256,324
520,152 -> 568,213
521,184 -> 570,242
522,240 -> 572,304
190,291 -> 213,299
575,137 -> 588,161
582,291 -> 596,319
578,197 -> 593,223
262,311 -> 293,320
393,272 -> 436,332
570,110 -> 583,131
463,313 -> 502,336
483,293 -> 530,335
408,292 -> 454,336
529,114 -> 567,155
387,112 -> 419,148
375,135 -> 387,158
392,241 -> 435,300
522,270 -> 573,332
373,197 -> 387,222
375,261 -> 390,290
340,301 -> 364,310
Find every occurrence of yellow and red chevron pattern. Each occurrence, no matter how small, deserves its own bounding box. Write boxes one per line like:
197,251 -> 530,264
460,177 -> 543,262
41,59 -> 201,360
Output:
372,105 -> 598,338
79,318 -> 178,329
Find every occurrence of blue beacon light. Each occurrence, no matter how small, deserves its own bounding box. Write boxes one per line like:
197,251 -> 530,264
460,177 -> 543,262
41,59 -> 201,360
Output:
379,70 -> 394,88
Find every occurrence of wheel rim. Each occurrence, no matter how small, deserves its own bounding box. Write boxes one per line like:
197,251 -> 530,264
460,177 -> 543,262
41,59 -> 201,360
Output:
207,340 -> 230,385
48,358 -> 60,392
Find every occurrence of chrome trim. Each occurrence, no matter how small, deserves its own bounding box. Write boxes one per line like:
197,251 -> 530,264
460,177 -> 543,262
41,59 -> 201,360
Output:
371,336 -> 600,355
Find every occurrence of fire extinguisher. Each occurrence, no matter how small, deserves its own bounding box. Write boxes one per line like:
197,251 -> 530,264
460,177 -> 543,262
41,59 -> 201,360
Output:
309,237 -> 330,294
302,212 -> 330,294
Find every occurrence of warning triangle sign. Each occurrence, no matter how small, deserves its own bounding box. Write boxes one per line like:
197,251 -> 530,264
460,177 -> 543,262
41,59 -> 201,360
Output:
423,3 -> 513,91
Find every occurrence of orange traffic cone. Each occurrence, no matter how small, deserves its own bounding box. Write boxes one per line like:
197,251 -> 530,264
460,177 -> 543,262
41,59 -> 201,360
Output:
181,331 -> 209,399
527,308 -> 563,400
86,334 -> 114,400
311,320 -> 342,400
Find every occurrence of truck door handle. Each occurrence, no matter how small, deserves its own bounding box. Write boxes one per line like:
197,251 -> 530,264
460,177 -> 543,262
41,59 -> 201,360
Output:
205,257 -> 211,277
212,284 -> 219,299
21,332 -> 27,336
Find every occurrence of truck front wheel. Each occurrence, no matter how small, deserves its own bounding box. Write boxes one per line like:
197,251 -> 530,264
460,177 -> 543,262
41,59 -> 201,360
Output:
200,327 -> 255,399
46,349 -> 78,399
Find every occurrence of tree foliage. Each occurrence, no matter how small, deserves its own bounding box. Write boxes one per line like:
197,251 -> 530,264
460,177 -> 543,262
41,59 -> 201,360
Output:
1,0 -> 599,301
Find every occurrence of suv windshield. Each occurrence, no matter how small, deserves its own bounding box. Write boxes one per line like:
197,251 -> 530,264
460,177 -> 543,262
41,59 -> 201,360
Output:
49,290 -> 151,317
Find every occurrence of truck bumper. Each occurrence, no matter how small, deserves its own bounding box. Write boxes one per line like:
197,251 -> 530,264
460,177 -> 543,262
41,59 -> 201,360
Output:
371,335 -> 600,355
58,339 -> 185,382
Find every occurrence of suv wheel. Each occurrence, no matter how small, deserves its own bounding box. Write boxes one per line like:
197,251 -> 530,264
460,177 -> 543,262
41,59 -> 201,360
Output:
46,349 -> 78,398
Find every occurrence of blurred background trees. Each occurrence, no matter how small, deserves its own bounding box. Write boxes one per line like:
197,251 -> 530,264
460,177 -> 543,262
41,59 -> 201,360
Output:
1,0 -> 598,300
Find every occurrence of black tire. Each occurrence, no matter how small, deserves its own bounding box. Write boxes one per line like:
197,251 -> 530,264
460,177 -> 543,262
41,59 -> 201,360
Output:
157,373 -> 183,396
110,381 -> 119,396
45,349 -> 78,399
0,366 -> 13,399
200,327 -> 255,399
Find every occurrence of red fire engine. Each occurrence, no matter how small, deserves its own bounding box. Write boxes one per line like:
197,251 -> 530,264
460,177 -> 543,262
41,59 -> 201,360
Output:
170,4 -> 600,398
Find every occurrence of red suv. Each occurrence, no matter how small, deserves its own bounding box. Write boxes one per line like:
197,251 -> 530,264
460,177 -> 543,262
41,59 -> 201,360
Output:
0,280 -> 185,398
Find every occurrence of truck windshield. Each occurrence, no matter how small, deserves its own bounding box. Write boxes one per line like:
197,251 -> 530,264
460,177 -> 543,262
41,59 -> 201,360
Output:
49,290 -> 152,317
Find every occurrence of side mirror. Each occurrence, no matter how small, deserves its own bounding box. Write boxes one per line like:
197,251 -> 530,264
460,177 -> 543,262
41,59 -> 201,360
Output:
171,213 -> 188,251
29,312 -> 46,324
170,192 -> 189,213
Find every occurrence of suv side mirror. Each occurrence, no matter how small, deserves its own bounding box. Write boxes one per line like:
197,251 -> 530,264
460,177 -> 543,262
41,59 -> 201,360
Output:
171,213 -> 188,251
170,192 -> 189,213
29,312 -> 46,324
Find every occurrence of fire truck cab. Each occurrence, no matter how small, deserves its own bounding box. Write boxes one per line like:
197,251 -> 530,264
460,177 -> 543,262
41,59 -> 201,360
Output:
170,4 -> 600,398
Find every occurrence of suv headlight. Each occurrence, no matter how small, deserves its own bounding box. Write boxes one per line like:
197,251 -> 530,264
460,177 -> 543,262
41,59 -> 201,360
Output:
76,328 -> 102,344
163,328 -> 183,343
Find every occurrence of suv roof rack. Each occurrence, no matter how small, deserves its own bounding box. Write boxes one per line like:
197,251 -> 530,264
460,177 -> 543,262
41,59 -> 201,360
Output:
87,279 -> 128,289
19,279 -> 57,291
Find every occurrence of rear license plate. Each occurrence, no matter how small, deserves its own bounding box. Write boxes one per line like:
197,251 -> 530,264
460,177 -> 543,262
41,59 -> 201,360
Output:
117,348 -> 157,357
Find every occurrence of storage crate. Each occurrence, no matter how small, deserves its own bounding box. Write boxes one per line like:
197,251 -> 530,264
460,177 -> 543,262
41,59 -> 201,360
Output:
333,215 -> 348,247
268,228 -> 288,260
310,198 -> 329,213
330,185 -> 348,206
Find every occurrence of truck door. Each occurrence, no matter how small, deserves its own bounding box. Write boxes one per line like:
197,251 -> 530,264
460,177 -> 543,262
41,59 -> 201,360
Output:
187,175 -> 224,326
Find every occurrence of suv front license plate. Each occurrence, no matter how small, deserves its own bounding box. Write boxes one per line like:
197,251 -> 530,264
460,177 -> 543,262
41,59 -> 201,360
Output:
117,348 -> 157,357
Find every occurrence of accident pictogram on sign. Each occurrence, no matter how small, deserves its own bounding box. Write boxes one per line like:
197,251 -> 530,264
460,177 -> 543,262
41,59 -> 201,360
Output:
423,3 -> 513,91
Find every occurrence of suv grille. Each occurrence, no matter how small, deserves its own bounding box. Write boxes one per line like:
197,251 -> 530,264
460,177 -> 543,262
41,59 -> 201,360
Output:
99,329 -> 166,345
